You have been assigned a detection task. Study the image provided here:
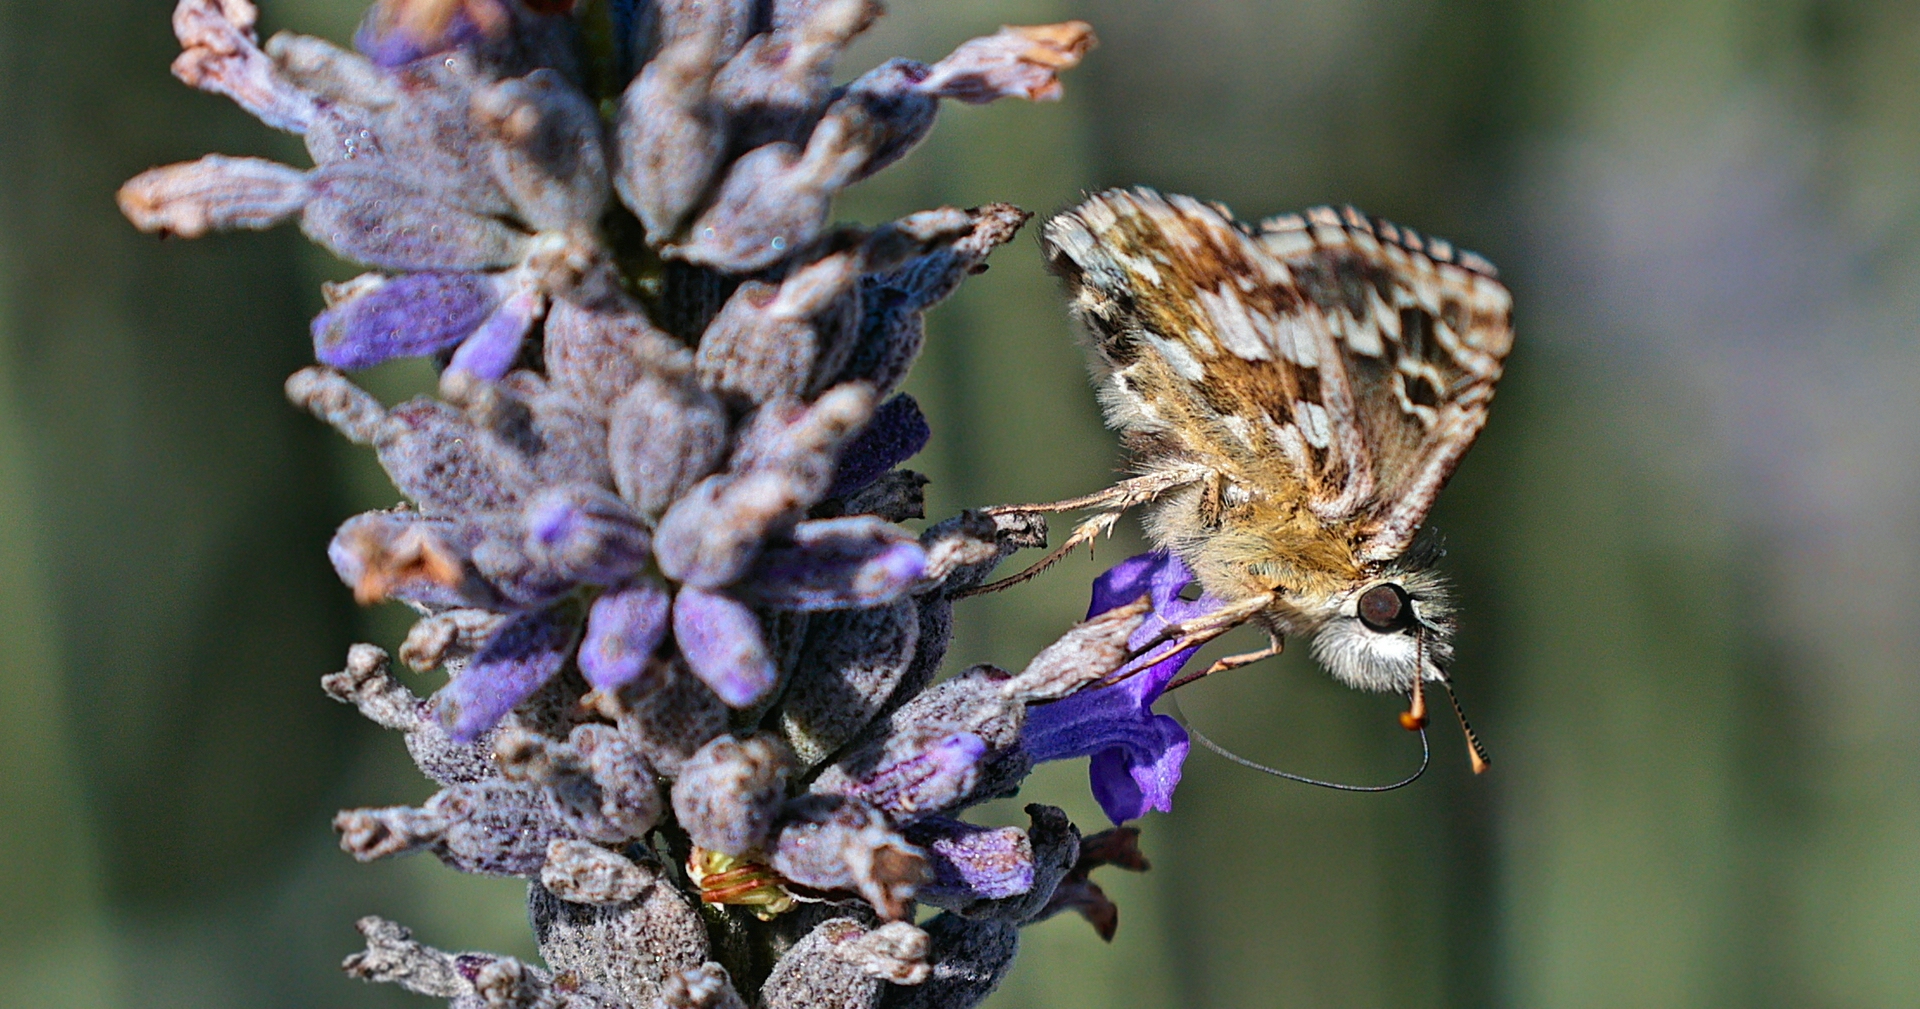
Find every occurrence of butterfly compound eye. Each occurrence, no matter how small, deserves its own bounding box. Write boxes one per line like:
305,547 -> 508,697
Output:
1357,583 -> 1415,633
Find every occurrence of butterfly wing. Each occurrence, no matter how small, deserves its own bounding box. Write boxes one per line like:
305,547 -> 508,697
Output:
1042,188 -> 1512,563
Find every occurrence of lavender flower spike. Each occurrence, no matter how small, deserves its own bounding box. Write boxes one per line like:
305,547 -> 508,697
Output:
121,0 -> 1161,1000
1021,551 -> 1216,824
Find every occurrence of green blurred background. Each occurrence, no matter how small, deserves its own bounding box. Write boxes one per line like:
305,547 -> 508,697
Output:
6,0 -> 1920,1005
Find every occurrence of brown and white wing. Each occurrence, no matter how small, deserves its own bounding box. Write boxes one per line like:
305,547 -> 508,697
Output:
1041,188 -> 1512,561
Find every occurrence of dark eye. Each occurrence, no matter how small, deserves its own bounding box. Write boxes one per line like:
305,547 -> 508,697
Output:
1357,583 -> 1415,633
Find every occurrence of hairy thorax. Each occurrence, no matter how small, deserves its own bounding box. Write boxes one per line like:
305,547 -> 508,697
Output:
1144,469 -> 1364,635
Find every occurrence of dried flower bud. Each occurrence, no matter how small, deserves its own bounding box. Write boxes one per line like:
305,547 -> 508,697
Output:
917,22 -> 1097,104
335,780 -> 571,875
710,0 -> 881,134
379,395 -> 541,512
997,595 -> 1149,702
403,608 -> 512,670
171,0 -> 326,134
671,733 -> 794,855
612,657 -> 731,776
836,205 -> 1029,396
539,839 -> 657,905
471,69 -> 610,231
668,107 -> 873,272
543,299 -> 694,413
612,6 -> 731,238
322,643 -> 422,731
529,872 -> 711,1007
769,795 -> 926,920
759,917 -> 927,1008
285,365 -> 388,442
266,30 -> 400,107
499,724 -> 663,841
693,280 -> 823,407
607,370 -> 730,517
341,916 -> 468,997
117,155 -> 311,238
303,161 -> 533,271
658,962 -> 750,1009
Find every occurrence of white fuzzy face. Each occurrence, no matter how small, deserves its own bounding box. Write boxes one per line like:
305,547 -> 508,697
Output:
1308,568 -> 1456,693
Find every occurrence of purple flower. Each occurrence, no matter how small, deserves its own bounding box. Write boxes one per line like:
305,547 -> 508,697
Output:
576,580 -> 672,692
434,608 -> 577,742
672,585 -> 780,708
907,818 -> 1035,904
736,516 -> 929,611
1021,551 -> 1216,824
313,272 -> 503,369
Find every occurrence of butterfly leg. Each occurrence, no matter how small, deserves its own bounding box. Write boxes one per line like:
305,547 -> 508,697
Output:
982,467 -> 1206,519
1165,631 -> 1284,692
960,469 -> 1206,598
1113,592 -> 1276,675
954,511 -> 1124,597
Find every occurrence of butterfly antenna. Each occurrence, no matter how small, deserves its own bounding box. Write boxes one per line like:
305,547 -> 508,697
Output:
1170,696 -> 1430,793
1399,633 -> 1430,731
1440,679 -> 1492,774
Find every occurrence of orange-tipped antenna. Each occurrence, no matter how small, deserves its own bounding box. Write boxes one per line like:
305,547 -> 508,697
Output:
1399,676 -> 1429,731
1440,679 -> 1492,774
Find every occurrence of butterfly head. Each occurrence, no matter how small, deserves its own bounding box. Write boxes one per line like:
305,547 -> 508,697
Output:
1308,560 -> 1456,694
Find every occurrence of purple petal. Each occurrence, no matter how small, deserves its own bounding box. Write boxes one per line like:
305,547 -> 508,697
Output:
907,818 -> 1035,904
672,586 -> 779,708
434,610 -> 575,742
577,580 -> 672,692
1087,715 -> 1189,823
737,516 -> 928,611
445,289 -> 542,383
827,393 -> 931,499
312,272 -> 500,369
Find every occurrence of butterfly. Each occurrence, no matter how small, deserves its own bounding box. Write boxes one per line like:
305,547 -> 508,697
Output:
979,188 -> 1512,771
